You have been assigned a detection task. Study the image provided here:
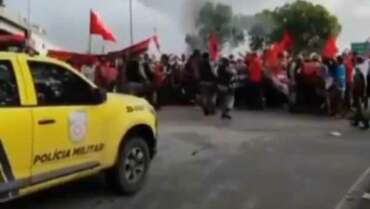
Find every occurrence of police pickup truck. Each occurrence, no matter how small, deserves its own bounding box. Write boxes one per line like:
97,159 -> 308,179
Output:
0,52 -> 157,202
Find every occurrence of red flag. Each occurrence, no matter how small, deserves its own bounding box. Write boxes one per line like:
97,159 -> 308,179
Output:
322,36 -> 338,59
249,54 -> 263,82
90,10 -> 117,42
265,31 -> 293,68
107,37 -> 152,58
278,31 -> 294,51
265,44 -> 279,68
208,33 -> 219,61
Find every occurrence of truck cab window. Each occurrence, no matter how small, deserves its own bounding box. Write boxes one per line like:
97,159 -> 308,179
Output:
28,62 -> 95,106
0,61 -> 19,107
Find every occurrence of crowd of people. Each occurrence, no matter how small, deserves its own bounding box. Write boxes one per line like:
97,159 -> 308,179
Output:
74,49 -> 370,128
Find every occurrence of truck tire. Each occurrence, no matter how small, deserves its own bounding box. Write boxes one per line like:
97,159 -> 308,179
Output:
106,136 -> 150,195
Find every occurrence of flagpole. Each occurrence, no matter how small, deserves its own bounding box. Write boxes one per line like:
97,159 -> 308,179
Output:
129,0 -> 134,45
26,0 -> 32,49
153,27 -> 161,54
88,34 -> 92,54
88,9 -> 92,54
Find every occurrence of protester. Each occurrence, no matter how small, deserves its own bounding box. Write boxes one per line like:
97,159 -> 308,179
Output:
141,53 -> 157,106
333,56 -> 347,116
153,54 -> 170,108
183,50 -> 201,103
299,54 -> 324,113
217,57 -> 237,120
248,53 -> 264,110
199,52 -> 218,115
53,42 -> 370,129
287,55 -> 304,111
81,63 -> 95,82
344,52 -> 355,112
95,60 -> 114,91
125,55 -> 147,96
95,60 -> 118,91
234,58 -> 248,107
351,56 -> 369,129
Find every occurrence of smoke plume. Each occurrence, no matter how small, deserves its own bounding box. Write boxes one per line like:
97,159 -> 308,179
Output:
138,0 -> 207,34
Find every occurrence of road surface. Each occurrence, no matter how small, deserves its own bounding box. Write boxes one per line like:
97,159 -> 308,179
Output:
3,107 -> 370,209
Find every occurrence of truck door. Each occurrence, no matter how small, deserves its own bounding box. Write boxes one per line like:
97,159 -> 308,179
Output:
26,60 -> 105,181
0,58 -> 32,201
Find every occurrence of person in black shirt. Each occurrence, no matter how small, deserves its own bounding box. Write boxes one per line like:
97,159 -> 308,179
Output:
351,56 -> 369,129
125,55 -> 149,97
183,50 -> 201,104
199,52 -> 217,115
142,53 -> 157,106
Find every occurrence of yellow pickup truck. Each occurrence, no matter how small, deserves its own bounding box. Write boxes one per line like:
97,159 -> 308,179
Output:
0,52 -> 158,202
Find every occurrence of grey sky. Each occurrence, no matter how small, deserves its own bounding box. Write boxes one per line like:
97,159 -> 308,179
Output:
6,0 -> 370,53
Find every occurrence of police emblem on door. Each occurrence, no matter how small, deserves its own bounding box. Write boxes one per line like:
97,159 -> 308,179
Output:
69,111 -> 88,143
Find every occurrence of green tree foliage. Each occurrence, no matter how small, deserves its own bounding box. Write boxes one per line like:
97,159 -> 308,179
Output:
248,10 -> 276,51
250,0 -> 342,54
186,2 -> 250,51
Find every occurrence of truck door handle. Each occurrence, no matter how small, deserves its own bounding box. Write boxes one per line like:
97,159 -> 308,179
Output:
38,119 -> 56,125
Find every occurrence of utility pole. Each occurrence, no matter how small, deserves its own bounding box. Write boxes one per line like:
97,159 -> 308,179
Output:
27,0 -> 31,30
129,0 -> 134,45
0,0 -> 4,7
26,0 -> 32,50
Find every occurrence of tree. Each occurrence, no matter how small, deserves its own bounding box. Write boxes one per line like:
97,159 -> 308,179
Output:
186,1 -> 248,51
248,10 -> 276,51
249,0 -> 341,54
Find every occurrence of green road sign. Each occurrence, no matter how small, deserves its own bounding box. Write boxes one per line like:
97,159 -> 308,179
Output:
351,42 -> 370,54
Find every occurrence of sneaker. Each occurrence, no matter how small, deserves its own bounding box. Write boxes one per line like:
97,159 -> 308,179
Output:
221,113 -> 232,120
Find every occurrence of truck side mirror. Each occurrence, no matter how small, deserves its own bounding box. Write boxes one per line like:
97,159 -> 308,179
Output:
92,88 -> 107,104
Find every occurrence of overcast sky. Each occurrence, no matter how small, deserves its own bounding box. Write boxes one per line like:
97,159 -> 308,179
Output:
6,0 -> 370,53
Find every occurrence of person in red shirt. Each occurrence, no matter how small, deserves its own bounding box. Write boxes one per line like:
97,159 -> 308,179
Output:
249,53 -> 263,83
248,53 -> 264,110
95,60 -> 118,91
152,54 -> 170,109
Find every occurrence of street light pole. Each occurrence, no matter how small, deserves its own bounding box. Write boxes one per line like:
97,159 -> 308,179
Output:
129,0 -> 134,45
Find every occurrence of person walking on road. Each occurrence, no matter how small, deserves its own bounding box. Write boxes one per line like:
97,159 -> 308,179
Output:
351,56 -> 369,129
217,57 -> 237,120
334,56 -> 347,116
199,52 -> 218,116
183,50 -> 201,104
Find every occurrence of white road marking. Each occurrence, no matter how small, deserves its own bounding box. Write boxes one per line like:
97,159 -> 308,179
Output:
362,193 -> 370,200
335,167 -> 370,209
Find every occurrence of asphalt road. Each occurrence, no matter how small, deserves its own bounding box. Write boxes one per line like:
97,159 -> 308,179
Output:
3,107 -> 370,209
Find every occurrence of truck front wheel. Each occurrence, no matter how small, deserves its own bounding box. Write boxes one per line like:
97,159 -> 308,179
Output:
106,136 -> 150,194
